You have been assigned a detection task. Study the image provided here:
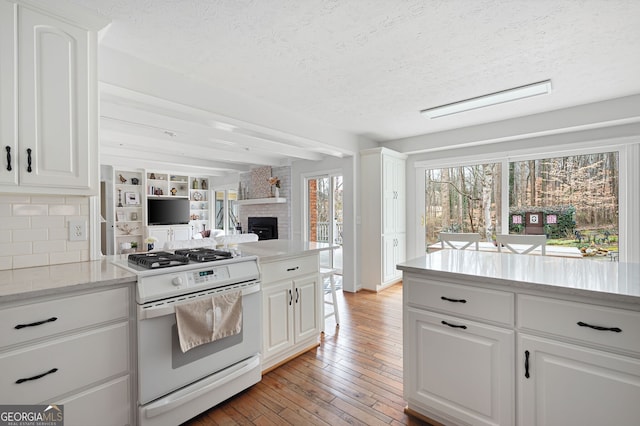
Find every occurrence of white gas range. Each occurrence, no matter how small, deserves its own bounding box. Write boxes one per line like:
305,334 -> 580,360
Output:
113,249 -> 262,426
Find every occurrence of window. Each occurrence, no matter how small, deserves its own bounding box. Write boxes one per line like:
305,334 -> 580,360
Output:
424,163 -> 501,245
421,149 -> 621,260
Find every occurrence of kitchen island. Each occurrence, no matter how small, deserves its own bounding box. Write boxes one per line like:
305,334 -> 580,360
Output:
397,250 -> 640,426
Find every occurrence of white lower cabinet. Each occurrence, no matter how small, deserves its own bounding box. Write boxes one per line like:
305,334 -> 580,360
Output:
261,254 -> 321,372
148,225 -> 190,249
403,273 -> 640,426
405,306 -> 514,426
518,334 -> 640,426
0,286 -> 134,426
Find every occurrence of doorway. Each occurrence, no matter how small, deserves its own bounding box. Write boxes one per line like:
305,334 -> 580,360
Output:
305,174 -> 343,273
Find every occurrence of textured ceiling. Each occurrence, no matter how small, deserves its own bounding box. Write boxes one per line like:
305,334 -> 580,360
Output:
34,0 -> 640,172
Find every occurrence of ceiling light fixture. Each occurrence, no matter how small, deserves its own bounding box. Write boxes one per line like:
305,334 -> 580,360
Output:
420,80 -> 552,119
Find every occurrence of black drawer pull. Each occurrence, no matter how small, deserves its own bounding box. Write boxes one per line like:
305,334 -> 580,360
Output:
524,350 -> 530,378
5,146 -> 11,171
577,321 -> 622,333
441,320 -> 467,330
441,296 -> 467,303
16,368 -> 58,384
26,148 -> 32,173
286,266 -> 299,272
15,317 -> 58,329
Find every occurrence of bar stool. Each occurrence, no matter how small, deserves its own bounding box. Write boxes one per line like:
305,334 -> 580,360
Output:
320,267 -> 340,331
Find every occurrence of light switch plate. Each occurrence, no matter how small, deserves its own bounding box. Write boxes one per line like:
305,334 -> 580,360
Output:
69,219 -> 87,241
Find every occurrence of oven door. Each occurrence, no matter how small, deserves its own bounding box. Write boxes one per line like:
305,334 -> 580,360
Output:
137,280 -> 261,405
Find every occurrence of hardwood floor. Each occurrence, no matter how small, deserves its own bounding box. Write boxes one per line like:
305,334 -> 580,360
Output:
183,282 -> 430,425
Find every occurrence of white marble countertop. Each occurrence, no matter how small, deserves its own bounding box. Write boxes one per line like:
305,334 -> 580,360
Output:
0,258 -> 137,303
397,250 -> 640,306
237,239 -> 336,262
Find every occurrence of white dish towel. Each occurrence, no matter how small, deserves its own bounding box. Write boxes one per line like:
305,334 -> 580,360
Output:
174,291 -> 243,353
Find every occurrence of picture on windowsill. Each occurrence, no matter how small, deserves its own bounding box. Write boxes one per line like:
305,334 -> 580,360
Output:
125,192 -> 140,205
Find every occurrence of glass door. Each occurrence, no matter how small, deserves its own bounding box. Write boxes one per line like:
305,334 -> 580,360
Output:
214,190 -> 239,234
306,174 -> 343,273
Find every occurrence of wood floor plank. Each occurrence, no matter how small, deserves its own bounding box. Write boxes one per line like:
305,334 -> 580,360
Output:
181,283 -> 432,426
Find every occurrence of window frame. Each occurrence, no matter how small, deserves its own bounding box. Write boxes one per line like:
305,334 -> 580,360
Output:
415,140 -> 637,262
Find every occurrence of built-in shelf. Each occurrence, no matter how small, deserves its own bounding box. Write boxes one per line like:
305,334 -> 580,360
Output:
237,197 -> 287,205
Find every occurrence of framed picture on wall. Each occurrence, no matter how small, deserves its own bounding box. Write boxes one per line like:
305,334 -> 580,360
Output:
125,192 -> 140,205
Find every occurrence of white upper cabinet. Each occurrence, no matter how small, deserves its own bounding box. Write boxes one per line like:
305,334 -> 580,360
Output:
0,1 -> 108,194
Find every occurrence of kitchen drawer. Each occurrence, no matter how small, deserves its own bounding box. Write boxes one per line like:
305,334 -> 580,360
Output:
0,287 -> 129,348
406,277 -> 514,326
57,376 -> 131,426
0,322 -> 129,404
518,294 -> 640,354
260,254 -> 319,283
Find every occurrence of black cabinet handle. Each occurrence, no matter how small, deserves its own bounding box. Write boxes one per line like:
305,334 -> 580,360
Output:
14,317 -> 58,330
524,350 -> 530,378
295,288 -> 299,304
288,289 -> 292,306
286,266 -> 299,272
26,148 -> 32,173
441,296 -> 467,304
577,321 -> 622,333
441,320 -> 467,329
5,146 -> 11,171
16,368 -> 58,384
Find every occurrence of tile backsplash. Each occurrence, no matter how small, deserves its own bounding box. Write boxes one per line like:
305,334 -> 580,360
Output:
0,194 -> 90,270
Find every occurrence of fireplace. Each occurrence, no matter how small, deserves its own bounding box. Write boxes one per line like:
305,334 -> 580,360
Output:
248,217 -> 278,240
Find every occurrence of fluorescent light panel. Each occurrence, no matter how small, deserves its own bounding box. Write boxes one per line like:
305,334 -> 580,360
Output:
421,80 -> 552,119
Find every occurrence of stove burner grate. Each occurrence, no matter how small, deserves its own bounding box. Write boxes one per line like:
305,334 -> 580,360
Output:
128,252 -> 189,269
174,248 -> 234,262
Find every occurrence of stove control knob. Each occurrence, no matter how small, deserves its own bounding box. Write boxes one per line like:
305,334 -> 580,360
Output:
171,276 -> 183,287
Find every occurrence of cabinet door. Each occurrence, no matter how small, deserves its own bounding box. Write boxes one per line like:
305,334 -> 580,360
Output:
262,280 -> 294,360
405,308 -> 514,426
382,156 -> 405,235
148,227 -> 169,249
172,225 -> 191,241
293,274 -> 320,343
382,156 -> 397,234
518,334 -> 640,426
18,7 -> 92,190
382,234 -> 398,283
0,1 -> 17,186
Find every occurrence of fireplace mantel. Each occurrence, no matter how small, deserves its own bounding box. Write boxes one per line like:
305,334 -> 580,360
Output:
237,197 -> 287,205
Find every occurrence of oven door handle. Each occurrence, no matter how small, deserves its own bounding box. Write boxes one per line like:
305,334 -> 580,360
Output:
142,355 -> 261,419
138,283 -> 260,320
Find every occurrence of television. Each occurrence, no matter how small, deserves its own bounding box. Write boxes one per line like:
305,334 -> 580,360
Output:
147,198 -> 190,225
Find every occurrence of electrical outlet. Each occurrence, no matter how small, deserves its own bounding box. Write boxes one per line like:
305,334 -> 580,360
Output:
69,219 -> 87,241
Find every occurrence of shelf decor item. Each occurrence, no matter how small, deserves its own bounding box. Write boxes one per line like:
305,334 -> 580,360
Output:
269,176 -> 281,198
145,236 -> 158,251
125,192 -> 140,205
250,166 -> 272,198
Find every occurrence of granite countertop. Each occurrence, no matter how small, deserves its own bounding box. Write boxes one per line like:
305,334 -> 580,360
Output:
397,250 -> 640,306
238,239 -> 336,262
0,258 -> 137,303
